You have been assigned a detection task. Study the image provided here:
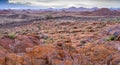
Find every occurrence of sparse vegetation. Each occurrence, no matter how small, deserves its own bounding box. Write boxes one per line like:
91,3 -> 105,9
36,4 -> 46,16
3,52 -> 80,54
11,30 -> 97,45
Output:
0,29 -> 3,37
60,36 -> 65,39
106,35 -> 116,41
44,38 -> 54,44
87,63 -> 91,65
37,23 -> 41,30
22,29 -> 31,34
80,40 -> 86,45
8,33 -> 16,39
86,26 -> 92,29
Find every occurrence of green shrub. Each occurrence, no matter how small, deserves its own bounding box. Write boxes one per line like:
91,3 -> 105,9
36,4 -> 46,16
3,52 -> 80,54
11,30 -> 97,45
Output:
87,63 -> 91,65
106,35 -> 116,41
80,40 -> 86,45
44,38 -> 54,44
8,33 -> 16,39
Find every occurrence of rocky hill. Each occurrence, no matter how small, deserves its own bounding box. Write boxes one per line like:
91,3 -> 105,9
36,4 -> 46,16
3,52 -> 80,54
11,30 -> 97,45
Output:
80,8 -> 120,16
0,10 -> 11,14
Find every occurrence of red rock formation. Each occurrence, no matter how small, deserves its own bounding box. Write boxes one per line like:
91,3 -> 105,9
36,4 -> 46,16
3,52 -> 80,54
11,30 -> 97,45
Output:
0,10 -> 10,14
0,34 -> 43,53
0,41 -> 119,65
80,8 -> 120,16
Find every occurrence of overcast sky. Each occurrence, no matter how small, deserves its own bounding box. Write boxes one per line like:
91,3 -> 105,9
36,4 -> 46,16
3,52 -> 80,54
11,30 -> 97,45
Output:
8,0 -> 120,8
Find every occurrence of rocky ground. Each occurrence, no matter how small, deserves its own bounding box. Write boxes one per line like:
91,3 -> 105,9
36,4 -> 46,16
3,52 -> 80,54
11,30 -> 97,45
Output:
0,9 -> 120,65
0,20 -> 120,65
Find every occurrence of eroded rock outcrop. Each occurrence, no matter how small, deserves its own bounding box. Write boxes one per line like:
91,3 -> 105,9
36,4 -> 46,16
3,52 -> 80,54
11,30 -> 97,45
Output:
0,42 -> 119,65
0,34 -> 42,53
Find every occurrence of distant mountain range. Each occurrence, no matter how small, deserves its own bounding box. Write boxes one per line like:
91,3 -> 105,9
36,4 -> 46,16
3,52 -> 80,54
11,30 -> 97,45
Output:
79,8 -> 120,16
1,8 -> 120,16
1,6 -> 120,11
45,7 -> 120,12
38,7 -> 120,16
60,7 -> 99,11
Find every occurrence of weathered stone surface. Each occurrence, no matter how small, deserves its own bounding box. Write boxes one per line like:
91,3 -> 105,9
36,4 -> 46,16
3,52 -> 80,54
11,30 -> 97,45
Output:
0,38 -> 119,65
0,34 -> 42,53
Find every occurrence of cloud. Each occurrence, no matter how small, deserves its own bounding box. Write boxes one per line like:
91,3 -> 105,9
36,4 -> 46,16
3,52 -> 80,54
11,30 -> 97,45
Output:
9,0 -> 120,8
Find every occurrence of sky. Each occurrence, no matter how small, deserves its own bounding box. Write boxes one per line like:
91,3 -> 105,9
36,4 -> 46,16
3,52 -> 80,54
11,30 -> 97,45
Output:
0,0 -> 120,9
0,0 -> 40,9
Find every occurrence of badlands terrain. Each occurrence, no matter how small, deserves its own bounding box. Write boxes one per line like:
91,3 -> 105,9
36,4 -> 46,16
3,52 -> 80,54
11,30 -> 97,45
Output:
0,8 -> 120,65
